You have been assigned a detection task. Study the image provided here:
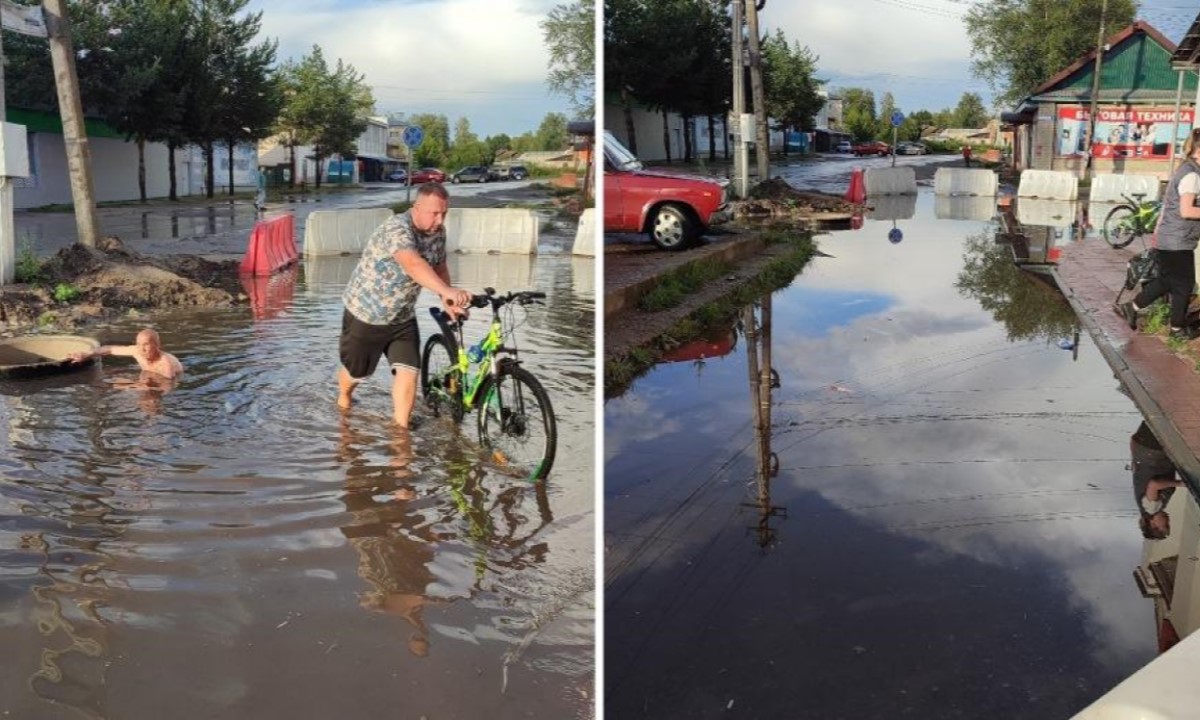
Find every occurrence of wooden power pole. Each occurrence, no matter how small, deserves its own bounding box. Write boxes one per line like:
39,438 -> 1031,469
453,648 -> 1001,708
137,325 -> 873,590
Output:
746,0 -> 769,184
1084,0 -> 1109,182
42,0 -> 99,247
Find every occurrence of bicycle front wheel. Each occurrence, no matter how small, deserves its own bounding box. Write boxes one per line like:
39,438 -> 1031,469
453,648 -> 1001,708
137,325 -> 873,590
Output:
420,334 -> 464,422
476,366 -> 557,481
1103,204 -> 1138,249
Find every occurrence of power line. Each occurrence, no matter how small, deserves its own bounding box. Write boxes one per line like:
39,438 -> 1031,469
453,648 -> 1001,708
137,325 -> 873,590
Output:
869,0 -> 965,19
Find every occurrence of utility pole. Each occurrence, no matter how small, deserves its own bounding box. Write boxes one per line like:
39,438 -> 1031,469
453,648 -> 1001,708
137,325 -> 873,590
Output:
0,18 -> 11,284
730,0 -> 748,198
43,0 -> 99,247
1083,0 -> 1108,182
746,0 -> 769,184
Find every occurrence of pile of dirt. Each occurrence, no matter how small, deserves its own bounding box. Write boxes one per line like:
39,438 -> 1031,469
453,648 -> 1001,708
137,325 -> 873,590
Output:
0,236 -> 244,332
734,178 -> 862,219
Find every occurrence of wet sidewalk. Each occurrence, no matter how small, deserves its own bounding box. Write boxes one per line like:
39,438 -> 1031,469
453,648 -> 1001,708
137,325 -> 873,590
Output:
1050,229 -> 1200,490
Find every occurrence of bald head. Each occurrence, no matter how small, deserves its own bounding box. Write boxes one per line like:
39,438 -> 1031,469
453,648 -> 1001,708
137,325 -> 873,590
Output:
136,328 -> 162,361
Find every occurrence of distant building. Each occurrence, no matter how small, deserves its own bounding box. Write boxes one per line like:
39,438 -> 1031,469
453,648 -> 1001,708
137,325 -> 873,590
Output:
6,107 -> 258,209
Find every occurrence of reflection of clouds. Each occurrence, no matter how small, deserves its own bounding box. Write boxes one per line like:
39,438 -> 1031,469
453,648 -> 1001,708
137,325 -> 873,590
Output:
604,389 -> 686,463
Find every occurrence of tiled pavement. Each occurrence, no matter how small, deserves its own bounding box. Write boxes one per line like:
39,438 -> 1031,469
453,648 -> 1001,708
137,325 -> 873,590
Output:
1051,230 -> 1200,488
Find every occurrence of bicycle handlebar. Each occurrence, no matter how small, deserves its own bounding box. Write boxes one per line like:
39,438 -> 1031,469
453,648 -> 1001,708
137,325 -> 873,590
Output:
467,287 -> 547,310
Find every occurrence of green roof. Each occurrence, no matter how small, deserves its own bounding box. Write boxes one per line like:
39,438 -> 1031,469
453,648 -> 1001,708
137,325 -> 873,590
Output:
3,107 -> 127,140
1031,22 -> 1199,103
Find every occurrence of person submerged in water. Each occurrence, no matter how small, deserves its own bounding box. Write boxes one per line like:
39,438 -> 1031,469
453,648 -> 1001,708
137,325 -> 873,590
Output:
68,328 -> 183,380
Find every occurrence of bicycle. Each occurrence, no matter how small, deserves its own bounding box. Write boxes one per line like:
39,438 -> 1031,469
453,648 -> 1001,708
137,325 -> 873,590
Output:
419,287 -> 557,482
1103,192 -> 1161,249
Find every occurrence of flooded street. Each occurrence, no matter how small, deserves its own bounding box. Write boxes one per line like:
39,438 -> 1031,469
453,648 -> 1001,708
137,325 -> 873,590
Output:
605,191 -> 1159,718
0,252 -> 594,719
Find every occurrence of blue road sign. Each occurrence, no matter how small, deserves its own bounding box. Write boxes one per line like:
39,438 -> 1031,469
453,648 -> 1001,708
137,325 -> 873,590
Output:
888,227 -> 903,244
403,126 -> 424,148
891,111 -> 905,128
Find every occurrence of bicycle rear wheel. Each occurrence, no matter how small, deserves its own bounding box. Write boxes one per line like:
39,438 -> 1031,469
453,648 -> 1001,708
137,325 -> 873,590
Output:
476,365 -> 557,481
420,334 -> 464,422
1103,204 -> 1138,249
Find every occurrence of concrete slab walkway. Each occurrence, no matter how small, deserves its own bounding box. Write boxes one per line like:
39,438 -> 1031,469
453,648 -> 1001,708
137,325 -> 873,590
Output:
1051,230 -> 1200,490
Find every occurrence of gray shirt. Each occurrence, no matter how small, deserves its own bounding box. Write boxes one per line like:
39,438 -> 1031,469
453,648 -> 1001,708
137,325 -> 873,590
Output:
342,212 -> 447,325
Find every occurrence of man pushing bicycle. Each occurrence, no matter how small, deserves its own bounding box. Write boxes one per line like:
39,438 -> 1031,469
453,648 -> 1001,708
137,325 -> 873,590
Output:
336,182 -> 473,429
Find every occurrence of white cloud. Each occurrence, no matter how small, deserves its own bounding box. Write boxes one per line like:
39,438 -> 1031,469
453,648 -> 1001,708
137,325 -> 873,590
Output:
248,0 -> 572,136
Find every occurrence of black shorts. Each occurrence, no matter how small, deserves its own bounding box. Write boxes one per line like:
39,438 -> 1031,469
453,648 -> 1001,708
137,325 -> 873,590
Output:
339,310 -> 420,380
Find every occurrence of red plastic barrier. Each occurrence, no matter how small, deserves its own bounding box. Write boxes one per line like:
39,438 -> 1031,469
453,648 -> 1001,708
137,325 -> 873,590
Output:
240,214 -> 297,276
845,168 -> 866,204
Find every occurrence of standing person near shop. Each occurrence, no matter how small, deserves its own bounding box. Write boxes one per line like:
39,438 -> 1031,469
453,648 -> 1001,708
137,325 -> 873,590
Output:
1119,127 -> 1200,340
336,182 -> 473,428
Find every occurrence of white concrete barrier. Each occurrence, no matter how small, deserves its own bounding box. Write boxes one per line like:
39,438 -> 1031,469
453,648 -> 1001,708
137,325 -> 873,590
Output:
1073,629 -> 1200,719
864,166 -> 917,196
1090,173 -> 1162,203
1016,198 -> 1077,227
445,208 -> 539,254
447,253 -> 534,292
303,209 -> 394,257
867,195 -> 916,220
572,208 -> 596,256
572,256 -> 595,298
933,168 -> 998,197
934,195 -> 996,221
1017,170 -> 1079,200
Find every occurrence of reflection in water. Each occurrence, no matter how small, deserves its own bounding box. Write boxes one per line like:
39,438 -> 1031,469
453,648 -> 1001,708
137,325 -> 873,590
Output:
1129,421 -> 1200,655
957,232 -> 1079,343
741,295 -> 786,549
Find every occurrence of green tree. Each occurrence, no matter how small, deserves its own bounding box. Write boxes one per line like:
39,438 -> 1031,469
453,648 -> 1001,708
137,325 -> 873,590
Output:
275,45 -> 373,188
448,118 -> 489,168
839,88 -> 877,141
877,91 -> 897,139
541,0 -> 595,116
966,0 -> 1137,107
535,112 -> 570,151
486,133 -> 513,160
762,30 -> 824,155
899,109 -> 935,141
407,113 -> 451,168
952,92 -> 990,128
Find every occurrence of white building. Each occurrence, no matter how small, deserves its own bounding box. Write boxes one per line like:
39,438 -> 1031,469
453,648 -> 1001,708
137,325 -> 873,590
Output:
9,108 -> 258,209
258,116 -> 398,184
605,100 -> 788,162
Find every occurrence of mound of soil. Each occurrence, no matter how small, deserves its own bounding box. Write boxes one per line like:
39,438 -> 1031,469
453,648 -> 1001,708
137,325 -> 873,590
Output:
735,178 -> 862,219
1,236 -> 244,332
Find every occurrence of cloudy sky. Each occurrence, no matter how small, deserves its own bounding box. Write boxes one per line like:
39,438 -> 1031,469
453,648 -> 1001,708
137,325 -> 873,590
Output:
761,0 -> 1198,115
245,0 -> 575,138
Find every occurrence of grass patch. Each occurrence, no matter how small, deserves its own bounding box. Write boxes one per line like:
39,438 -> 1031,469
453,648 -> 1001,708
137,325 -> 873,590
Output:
607,233 -> 817,397
53,283 -> 81,303
1144,302 -> 1170,334
14,240 -> 44,285
638,258 -> 733,312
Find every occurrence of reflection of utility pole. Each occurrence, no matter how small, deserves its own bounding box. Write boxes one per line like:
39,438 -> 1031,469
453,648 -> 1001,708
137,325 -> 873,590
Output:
730,0 -> 748,199
1083,0 -> 1108,182
43,0 -> 99,247
746,0 -> 769,183
742,296 -> 786,549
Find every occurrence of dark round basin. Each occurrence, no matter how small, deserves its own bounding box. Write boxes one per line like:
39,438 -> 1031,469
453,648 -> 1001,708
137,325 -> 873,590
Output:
0,335 -> 100,380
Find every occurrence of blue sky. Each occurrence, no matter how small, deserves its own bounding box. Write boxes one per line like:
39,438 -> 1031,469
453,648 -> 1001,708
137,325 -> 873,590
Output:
245,0 -> 574,138
762,0 -> 1199,115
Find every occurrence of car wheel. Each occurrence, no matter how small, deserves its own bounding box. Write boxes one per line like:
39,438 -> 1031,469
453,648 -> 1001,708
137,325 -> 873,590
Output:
452,177 -> 460,184
480,175 -> 489,183
649,203 -> 698,251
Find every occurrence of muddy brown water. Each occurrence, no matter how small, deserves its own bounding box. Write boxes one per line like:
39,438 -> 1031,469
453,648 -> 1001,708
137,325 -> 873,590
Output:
0,253 -> 595,719
605,193 -> 1160,719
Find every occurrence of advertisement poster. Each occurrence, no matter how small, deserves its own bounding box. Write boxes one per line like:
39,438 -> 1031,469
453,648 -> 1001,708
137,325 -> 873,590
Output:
1057,106 -> 1195,159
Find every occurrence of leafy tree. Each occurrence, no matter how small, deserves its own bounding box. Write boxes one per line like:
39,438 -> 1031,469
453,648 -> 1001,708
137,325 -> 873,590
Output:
839,88 -> 877,141
274,45 -> 373,188
541,0 -> 595,116
448,118 -> 489,168
952,92 -> 990,128
535,112 -> 570,151
877,91 -> 897,139
406,113 -> 451,168
899,109 -> 935,141
762,30 -> 824,155
966,0 -> 1137,107
486,133 -> 513,160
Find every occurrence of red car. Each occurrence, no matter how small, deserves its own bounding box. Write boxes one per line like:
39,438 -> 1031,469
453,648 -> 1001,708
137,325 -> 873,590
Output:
410,167 -> 447,183
603,131 -> 731,251
852,141 -> 892,157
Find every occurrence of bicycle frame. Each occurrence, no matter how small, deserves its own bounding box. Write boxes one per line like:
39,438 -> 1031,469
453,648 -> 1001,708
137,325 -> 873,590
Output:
1120,193 -> 1162,233
429,305 -> 512,412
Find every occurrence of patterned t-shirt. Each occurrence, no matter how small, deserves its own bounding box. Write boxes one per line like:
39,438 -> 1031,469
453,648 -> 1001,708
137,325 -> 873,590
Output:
342,211 -> 447,325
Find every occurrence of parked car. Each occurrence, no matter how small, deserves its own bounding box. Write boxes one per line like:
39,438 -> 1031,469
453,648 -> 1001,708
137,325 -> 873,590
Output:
451,166 -> 492,183
852,141 -> 892,157
410,167 -> 447,183
603,130 -> 731,251
488,164 -> 529,181
835,140 -> 853,153
385,170 -> 408,183
896,141 -> 928,155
